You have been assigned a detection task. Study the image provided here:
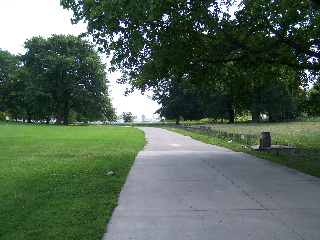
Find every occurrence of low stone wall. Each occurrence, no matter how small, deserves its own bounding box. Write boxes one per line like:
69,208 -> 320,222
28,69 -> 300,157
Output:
178,124 -> 260,145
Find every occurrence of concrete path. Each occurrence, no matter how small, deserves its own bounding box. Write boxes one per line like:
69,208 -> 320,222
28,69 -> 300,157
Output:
102,127 -> 320,240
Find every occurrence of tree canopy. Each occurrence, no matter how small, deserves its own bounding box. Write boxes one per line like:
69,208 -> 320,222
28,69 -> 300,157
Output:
0,50 -> 22,112
1,35 -> 115,124
152,77 -> 204,124
61,0 -> 320,90
22,34 -> 115,124
60,0 -> 320,122
122,112 -> 133,122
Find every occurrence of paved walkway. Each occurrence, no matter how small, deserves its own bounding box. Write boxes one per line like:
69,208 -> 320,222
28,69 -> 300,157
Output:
102,127 -> 320,240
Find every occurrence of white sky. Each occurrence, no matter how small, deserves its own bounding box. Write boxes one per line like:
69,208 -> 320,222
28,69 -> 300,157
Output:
0,0 -> 160,119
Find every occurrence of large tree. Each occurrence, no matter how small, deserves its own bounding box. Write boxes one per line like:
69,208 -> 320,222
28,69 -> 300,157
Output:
0,50 -> 22,113
61,0 -> 320,91
61,0 -> 319,124
204,92 -> 236,123
23,35 -> 115,124
153,77 -> 204,124
299,79 -> 320,117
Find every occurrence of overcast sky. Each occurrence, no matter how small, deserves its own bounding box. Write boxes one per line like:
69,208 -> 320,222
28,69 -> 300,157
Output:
0,0 -> 160,119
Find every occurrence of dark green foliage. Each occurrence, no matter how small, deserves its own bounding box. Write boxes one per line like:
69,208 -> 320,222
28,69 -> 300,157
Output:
299,80 -> 320,117
0,50 -> 23,113
250,82 -> 297,122
61,0 -> 319,85
123,112 -> 133,122
23,35 -> 115,124
153,78 -> 204,124
205,92 -> 235,123
1,36 -> 116,124
60,0 -> 320,121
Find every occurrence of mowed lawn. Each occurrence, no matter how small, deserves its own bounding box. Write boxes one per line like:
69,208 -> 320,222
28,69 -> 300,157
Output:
0,123 -> 146,240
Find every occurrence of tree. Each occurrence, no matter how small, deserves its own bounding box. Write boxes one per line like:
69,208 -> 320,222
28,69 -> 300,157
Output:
61,0 -> 320,91
23,35 -> 115,124
299,80 -> 320,117
204,92 -> 235,123
250,82 -> 297,122
229,0 -> 320,71
61,0 -> 318,124
152,77 -> 204,125
228,62 -> 303,122
5,65 -> 31,121
123,112 -> 133,123
0,50 -> 22,113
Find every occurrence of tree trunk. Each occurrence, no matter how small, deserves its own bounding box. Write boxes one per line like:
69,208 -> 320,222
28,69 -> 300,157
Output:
27,110 -> 32,123
228,108 -> 235,123
63,101 -> 69,125
56,103 -> 62,125
175,117 -> 180,125
227,99 -> 235,124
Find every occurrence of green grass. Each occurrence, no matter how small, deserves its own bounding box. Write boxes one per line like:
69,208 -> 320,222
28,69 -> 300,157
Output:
206,121 -> 320,149
0,122 -> 146,240
164,121 -> 320,178
1,121 -> 318,239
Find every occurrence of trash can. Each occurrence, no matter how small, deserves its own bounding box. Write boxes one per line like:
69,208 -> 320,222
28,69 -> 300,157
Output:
261,131 -> 271,148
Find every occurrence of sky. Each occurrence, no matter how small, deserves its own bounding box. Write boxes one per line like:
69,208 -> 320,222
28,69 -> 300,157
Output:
0,0 -> 160,120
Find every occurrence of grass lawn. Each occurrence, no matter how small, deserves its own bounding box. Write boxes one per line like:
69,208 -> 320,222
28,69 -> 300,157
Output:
164,121 -> 320,178
0,122 -> 146,240
206,121 -> 320,149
